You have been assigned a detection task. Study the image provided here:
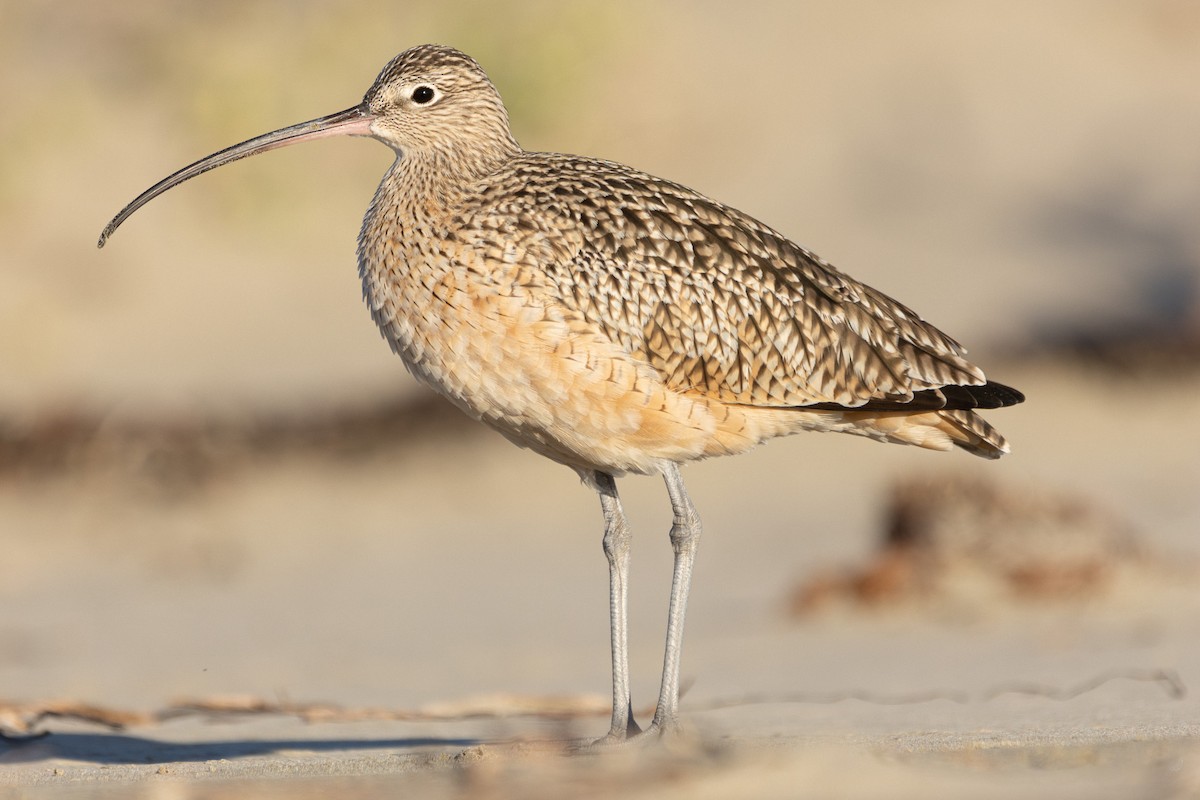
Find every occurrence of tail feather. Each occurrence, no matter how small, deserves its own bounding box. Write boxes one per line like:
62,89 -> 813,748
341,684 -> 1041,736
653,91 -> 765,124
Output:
935,408 -> 1010,458
839,408 -> 1011,459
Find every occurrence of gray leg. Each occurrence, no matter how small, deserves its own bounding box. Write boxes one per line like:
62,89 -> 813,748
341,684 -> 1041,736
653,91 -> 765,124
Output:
647,463 -> 701,733
593,471 -> 641,741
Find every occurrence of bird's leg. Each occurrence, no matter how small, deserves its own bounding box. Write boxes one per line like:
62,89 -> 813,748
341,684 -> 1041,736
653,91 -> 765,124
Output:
647,463 -> 701,735
592,470 -> 642,743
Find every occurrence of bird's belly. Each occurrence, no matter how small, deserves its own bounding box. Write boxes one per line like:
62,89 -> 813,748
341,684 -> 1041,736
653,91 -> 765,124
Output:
362,261 -> 727,475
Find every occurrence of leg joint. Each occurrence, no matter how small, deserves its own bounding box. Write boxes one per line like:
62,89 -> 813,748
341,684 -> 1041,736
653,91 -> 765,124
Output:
668,508 -> 701,552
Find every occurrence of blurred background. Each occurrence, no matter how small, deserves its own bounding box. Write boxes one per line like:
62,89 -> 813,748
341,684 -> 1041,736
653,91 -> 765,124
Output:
1,0 -> 1198,733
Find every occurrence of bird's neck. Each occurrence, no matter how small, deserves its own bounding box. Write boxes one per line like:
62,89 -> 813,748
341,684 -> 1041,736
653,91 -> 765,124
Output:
382,136 -> 520,219
356,137 -> 521,317
358,141 -> 519,279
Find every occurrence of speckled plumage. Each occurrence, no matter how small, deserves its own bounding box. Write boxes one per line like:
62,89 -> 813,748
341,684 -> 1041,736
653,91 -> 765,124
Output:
357,46 -> 1021,479
100,44 -> 1023,744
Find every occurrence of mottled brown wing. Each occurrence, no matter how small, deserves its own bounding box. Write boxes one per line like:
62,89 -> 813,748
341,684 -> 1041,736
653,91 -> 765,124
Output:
526,155 -> 988,410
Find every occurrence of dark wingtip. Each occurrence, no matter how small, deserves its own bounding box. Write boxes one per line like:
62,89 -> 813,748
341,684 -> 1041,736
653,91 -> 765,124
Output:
982,381 -> 1025,407
939,381 -> 1025,410
801,380 -> 1025,413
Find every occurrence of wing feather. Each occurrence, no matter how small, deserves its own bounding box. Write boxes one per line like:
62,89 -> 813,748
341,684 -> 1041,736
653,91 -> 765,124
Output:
491,154 -> 1009,411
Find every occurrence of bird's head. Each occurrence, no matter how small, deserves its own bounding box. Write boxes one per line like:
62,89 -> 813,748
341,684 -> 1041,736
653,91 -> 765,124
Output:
363,44 -> 518,159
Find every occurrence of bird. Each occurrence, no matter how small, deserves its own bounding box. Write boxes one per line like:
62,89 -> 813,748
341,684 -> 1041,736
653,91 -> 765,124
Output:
99,44 -> 1024,744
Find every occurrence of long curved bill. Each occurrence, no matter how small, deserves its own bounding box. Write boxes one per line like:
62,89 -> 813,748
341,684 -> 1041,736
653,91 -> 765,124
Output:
98,103 -> 374,248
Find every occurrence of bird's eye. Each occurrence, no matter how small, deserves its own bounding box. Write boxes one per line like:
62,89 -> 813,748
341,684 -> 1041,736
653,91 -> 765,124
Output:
412,85 -> 436,104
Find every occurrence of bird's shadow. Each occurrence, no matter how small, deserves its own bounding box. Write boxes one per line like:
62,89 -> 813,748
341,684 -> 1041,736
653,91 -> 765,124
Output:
0,731 -> 479,765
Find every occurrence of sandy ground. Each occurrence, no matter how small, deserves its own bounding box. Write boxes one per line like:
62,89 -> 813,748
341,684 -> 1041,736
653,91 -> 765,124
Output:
2,2 -> 1200,797
3,366 -> 1199,797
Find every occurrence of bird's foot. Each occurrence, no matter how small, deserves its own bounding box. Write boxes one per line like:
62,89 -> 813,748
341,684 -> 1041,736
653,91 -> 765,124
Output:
579,715 -> 688,750
583,717 -> 642,749
641,717 -> 682,739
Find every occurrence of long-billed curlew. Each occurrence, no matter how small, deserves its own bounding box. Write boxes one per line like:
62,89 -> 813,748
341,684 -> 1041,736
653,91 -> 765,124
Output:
99,45 -> 1023,743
